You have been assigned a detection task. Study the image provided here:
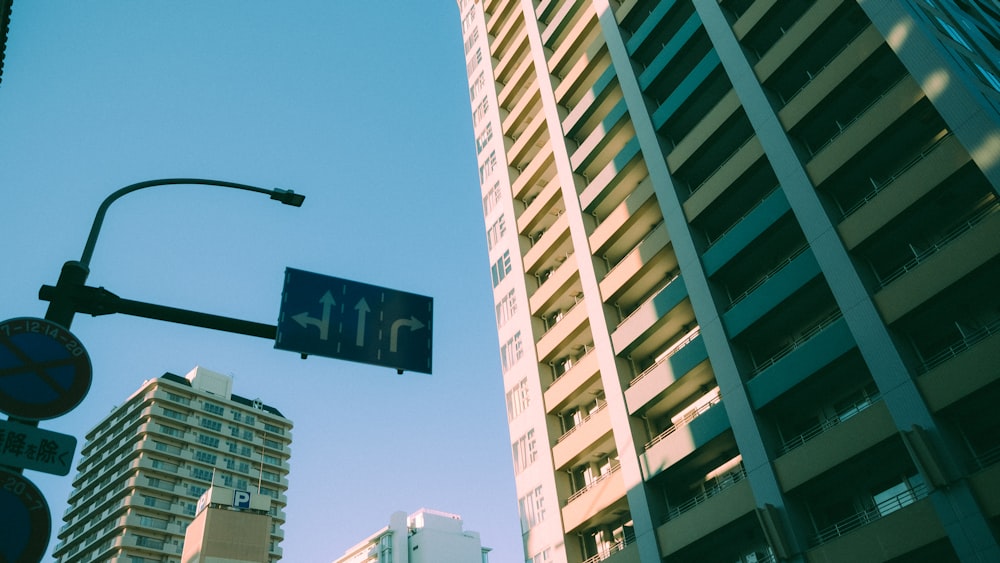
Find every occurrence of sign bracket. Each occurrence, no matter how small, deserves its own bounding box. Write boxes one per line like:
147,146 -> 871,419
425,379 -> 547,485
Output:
38,284 -> 277,340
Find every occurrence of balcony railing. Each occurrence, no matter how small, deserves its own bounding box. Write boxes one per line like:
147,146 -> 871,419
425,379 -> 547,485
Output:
645,392 -> 722,450
776,25 -> 870,106
581,528 -> 636,563
974,443 -> 1000,471
749,310 -> 843,377
616,269 -> 681,325
687,134 -> 757,197
664,463 -> 747,522
605,219 -> 664,272
838,132 -> 953,219
556,400 -> 608,444
549,345 -> 595,388
918,315 -> 1000,374
804,75 -> 908,157
704,184 -> 781,246
877,200 -> 999,288
809,482 -> 930,547
778,393 -> 882,455
565,460 -> 622,505
726,244 -> 809,309
629,326 -> 701,387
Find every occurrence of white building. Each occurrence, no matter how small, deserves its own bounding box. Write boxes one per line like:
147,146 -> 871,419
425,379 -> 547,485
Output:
333,508 -> 491,563
53,366 -> 293,562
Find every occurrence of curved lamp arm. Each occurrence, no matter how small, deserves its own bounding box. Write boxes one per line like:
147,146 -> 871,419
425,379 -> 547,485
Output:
79,178 -> 304,268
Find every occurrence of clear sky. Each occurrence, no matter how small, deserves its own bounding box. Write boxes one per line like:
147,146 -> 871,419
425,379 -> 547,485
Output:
0,3 -> 523,562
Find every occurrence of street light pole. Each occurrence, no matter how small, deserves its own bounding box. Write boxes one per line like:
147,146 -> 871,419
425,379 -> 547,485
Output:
42,178 -> 304,331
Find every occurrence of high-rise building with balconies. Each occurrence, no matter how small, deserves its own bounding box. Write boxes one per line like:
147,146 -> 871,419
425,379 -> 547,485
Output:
53,366 -> 293,563
458,0 -> 1000,561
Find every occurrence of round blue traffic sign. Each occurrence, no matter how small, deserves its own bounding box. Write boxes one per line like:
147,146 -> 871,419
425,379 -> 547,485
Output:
0,317 -> 92,420
0,468 -> 51,562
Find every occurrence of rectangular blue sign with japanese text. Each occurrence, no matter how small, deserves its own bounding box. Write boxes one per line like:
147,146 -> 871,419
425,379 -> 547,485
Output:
275,268 -> 433,374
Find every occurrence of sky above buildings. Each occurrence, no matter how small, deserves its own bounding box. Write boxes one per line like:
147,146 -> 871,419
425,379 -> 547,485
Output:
0,3 -> 523,562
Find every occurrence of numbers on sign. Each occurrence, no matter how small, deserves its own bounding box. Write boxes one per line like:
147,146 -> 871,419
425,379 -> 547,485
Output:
3,476 -> 26,495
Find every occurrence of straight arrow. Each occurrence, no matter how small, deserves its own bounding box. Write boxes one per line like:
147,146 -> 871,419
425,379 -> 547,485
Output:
354,297 -> 370,346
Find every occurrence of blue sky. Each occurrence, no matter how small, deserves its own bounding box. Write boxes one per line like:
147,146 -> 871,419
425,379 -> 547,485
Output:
0,3 -> 522,561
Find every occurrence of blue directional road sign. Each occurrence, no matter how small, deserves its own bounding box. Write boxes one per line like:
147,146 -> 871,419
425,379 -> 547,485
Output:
275,268 -> 433,374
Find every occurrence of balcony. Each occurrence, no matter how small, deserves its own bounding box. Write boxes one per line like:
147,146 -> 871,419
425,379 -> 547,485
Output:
917,325 -> 1000,412
562,461 -> 627,532
625,329 -> 710,415
552,401 -> 612,469
873,204 -> 1000,324
806,486 -> 941,561
600,222 -> 674,308
837,133 -> 970,249
746,313 -> 853,408
545,349 -> 601,414
588,176 -> 657,258
611,270 -> 688,353
805,76 -> 924,186
656,478 -> 756,557
641,399 -> 730,480
754,0 -> 845,83
774,401 -> 895,491
682,137 -> 764,221
722,246 -> 820,338
701,186 -> 787,276
536,299 -> 590,364
579,136 -> 644,216
523,212 -> 570,274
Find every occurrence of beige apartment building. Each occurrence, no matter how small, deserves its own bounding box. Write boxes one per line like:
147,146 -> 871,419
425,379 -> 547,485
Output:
53,367 -> 293,562
458,0 -> 1000,561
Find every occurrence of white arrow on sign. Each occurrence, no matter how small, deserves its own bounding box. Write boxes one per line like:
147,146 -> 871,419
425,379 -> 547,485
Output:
390,316 -> 426,353
292,291 -> 336,340
354,297 -> 371,347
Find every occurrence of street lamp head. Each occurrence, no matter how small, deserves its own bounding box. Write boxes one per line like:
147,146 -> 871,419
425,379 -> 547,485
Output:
270,188 -> 305,207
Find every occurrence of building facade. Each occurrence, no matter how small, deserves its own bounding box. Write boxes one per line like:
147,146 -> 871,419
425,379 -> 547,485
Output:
458,0 -> 1000,561
332,508 -> 491,563
53,367 -> 293,563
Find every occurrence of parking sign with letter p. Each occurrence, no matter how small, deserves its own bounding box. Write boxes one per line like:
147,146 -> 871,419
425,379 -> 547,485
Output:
233,490 -> 251,509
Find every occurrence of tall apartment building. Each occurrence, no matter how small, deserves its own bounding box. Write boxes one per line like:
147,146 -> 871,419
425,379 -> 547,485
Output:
458,0 -> 1000,561
332,508 -> 491,563
52,366 -> 293,563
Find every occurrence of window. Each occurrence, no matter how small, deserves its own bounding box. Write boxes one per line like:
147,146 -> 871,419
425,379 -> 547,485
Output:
191,467 -> 213,481
263,454 -> 280,465
264,438 -> 282,450
500,331 -> 524,374
495,287 -> 517,328
512,429 -> 538,475
230,425 -> 240,437
159,425 -> 183,438
491,250 -> 512,287
238,462 -> 251,474
518,486 -> 546,532
200,418 -> 222,432
243,429 -> 254,440
166,392 -> 190,405
232,411 -> 242,422
203,402 -> 224,415
197,435 -> 220,448
162,408 -> 187,421
245,415 -> 256,426
263,422 -> 282,435
195,451 -> 217,465
189,485 -> 207,498
262,470 -> 280,482
505,378 -> 530,421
